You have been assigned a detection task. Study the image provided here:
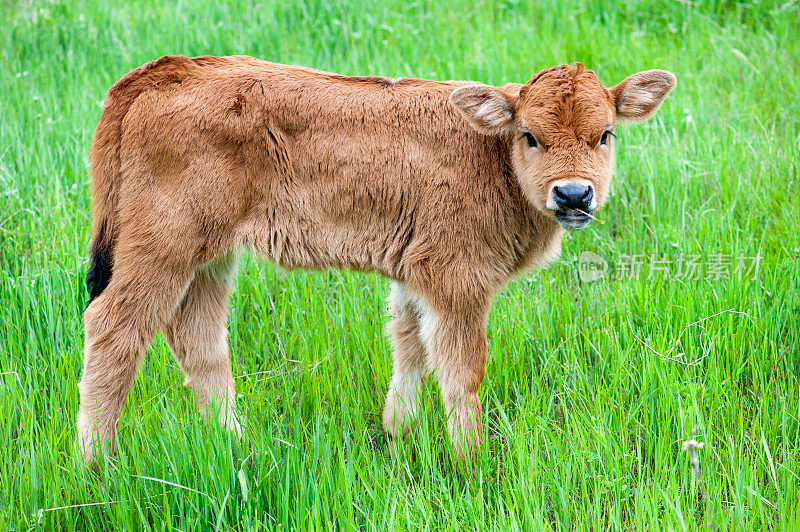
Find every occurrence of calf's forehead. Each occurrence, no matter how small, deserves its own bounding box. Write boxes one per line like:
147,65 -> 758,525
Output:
517,67 -> 615,139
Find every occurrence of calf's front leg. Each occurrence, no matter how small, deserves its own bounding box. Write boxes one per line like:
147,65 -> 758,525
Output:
383,283 -> 429,438
416,294 -> 488,456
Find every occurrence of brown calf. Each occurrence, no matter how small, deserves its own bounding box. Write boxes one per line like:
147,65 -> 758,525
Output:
79,55 -> 675,463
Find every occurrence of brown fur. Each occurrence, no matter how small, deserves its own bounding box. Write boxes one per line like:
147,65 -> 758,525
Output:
78,55 -> 675,463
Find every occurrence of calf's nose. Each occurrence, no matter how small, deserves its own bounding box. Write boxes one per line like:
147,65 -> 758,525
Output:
553,184 -> 593,210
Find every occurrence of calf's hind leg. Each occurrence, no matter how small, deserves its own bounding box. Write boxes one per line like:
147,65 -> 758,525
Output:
78,246 -> 194,464
162,252 -> 240,434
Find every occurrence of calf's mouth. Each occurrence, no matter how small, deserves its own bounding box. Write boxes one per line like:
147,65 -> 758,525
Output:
555,208 -> 592,231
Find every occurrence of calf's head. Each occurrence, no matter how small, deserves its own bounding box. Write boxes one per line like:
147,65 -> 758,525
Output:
450,64 -> 676,230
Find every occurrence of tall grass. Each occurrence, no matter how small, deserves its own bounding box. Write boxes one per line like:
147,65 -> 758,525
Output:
1,0 -> 798,529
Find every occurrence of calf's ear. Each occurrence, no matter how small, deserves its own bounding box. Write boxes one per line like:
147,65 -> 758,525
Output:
610,70 -> 677,123
450,84 -> 516,135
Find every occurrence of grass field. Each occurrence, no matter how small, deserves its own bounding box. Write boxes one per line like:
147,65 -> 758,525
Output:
1,0 -> 799,529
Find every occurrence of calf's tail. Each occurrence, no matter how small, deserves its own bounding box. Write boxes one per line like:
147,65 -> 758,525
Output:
86,224 -> 114,303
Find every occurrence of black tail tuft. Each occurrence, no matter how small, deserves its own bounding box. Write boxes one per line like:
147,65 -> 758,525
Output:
85,225 -> 113,303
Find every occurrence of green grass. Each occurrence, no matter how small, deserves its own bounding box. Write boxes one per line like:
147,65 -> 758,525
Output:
1,0 -> 799,529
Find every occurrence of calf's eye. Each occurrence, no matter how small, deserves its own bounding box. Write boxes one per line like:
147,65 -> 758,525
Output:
518,131 -> 538,149
600,130 -> 616,146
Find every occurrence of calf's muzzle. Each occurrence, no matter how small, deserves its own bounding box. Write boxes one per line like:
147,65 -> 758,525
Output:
552,184 -> 593,211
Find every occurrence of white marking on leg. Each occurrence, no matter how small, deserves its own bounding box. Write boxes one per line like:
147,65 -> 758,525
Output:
387,282 -> 407,316
390,366 -> 422,411
413,294 -> 438,358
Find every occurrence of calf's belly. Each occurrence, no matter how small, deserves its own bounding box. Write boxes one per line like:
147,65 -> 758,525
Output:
236,212 -> 408,279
